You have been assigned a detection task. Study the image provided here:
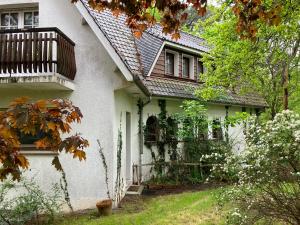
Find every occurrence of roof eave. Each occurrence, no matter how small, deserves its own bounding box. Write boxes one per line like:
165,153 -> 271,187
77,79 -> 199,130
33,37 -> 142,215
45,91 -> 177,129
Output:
76,1 -> 134,82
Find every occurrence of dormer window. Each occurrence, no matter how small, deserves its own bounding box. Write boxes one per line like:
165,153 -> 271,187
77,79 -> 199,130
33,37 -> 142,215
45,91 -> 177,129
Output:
197,60 -> 204,75
165,49 -> 179,77
0,10 -> 39,30
182,54 -> 194,79
166,52 -> 175,75
182,56 -> 190,78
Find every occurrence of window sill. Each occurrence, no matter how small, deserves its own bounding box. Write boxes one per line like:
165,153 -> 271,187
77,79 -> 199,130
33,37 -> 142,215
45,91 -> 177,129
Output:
20,145 -> 58,155
164,74 -> 197,82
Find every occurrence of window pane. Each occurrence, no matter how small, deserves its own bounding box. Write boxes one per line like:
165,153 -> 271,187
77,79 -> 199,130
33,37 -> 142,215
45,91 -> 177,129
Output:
198,60 -> 204,74
1,13 -> 9,26
182,57 -> 189,78
24,12 -> 33,26
166,53 -> 174,75
10,13 -> 18,26
33,11 -> 39,26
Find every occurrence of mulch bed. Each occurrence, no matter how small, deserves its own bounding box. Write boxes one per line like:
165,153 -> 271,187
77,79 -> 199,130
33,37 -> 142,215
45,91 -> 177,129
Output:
142,182 -> 226,196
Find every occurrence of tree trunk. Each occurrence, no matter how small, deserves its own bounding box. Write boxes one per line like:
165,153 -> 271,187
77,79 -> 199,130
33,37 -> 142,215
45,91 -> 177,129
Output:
283,66 -> 289,110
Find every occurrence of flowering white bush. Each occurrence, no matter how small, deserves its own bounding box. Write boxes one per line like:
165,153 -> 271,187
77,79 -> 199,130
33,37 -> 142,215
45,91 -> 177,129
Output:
223,110 -> 300,225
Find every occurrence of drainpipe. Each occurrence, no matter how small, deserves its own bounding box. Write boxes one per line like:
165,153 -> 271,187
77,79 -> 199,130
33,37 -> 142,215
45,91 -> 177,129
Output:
137,97 -> 151,184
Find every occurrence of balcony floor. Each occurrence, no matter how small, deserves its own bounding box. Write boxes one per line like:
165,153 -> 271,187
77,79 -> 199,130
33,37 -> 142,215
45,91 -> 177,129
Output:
0,73 -> 75,91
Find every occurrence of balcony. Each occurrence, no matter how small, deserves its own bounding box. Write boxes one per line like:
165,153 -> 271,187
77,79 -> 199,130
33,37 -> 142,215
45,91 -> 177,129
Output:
0,27 -> 76,90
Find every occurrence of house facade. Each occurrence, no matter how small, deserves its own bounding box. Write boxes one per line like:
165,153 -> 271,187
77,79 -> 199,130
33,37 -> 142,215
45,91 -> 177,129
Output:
0,0 -> 266,210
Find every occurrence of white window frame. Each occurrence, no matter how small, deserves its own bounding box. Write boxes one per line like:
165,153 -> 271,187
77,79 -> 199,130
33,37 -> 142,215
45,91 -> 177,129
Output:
197,57 -> 205,80
165,49 -> 179,77
0,9 -> 39,29
182,54 -> 194,79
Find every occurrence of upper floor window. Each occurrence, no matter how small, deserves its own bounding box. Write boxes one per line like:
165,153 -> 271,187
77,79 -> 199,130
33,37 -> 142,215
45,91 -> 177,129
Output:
0,10 -> 39,30
166,52 -> 175,75
24,11 -> 39,28
182,56 -> 190,78
197,60 -> 204,75
182,54 -> 194,79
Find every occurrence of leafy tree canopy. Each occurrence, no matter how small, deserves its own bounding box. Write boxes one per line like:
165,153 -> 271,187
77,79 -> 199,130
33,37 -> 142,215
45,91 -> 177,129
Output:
191,0 -> 299,119
72,0 -> 283,39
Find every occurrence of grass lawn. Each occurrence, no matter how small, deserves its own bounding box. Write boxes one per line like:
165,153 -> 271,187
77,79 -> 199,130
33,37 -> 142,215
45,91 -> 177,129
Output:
54,187 -> 228,225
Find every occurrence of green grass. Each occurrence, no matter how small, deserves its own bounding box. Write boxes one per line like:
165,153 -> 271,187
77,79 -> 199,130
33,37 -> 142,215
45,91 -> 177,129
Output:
55,188 -> 228,225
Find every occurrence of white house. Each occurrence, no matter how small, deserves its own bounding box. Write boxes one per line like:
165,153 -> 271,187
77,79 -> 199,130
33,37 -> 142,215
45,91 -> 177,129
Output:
0,0 -> 266,210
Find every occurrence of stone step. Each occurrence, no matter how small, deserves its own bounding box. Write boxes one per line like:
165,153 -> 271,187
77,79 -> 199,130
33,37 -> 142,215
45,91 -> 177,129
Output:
126,185 -> 144,195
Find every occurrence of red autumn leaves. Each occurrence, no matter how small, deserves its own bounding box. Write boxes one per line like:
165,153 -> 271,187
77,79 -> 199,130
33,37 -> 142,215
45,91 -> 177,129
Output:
0,97 -> 89,181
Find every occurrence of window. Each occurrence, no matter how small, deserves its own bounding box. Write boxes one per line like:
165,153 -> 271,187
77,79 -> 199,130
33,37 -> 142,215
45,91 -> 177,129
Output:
212,119 -> 223,140
182,57 -> 190,78
144,116 -> 159,143
24,11 -> 39,28
0,13 -> 18,29
166,117 -> 178,142
197,60 -> 204,75
0,10 -> 39,30
166,52 -> 175,75
19,131 -> 45,145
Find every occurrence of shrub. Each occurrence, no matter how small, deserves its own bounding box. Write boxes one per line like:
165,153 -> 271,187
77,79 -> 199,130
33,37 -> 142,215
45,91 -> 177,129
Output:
223,110 -> 300,225
0,177 -> 63,225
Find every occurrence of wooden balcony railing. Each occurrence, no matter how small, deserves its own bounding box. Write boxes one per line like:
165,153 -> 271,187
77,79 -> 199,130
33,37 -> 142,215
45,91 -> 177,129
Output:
0,27 -> 76,80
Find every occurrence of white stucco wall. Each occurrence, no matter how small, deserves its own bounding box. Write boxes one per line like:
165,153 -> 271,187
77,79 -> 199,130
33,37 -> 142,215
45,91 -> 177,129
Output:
0,0 -> 126,211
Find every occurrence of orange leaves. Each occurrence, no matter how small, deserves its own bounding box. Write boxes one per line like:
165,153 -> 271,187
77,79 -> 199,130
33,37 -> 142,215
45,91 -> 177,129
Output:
73,150 -> 86,161
0,97 -> 89,181
59,135 -> 89,161
15,154 -> 29,169
71,0 -> 283,40
233,0 -> 282,39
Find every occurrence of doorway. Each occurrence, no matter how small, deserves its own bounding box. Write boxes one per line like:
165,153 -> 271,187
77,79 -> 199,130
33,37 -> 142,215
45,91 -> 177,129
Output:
125,112 -> 132,186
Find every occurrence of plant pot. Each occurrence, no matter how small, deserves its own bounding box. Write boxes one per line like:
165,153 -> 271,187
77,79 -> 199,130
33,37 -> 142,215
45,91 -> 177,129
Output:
96,199 -> 112,216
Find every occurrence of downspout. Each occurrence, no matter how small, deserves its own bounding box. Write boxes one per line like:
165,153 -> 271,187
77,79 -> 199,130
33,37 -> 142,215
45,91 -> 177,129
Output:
137,97 -> 151,184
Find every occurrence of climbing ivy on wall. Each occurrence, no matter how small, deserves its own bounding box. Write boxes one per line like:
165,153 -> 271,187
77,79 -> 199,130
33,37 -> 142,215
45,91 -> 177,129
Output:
144,100 -> 179,179
114,115 -> 124,205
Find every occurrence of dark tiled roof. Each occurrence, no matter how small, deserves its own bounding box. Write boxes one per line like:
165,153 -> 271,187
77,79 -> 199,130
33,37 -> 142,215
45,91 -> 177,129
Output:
146,25 -> 210,53
135,32 -> 163,76
81,0 -> 142,76
142,77 -> 268,108
79,1 -> 267,107
80,0 -> 208,76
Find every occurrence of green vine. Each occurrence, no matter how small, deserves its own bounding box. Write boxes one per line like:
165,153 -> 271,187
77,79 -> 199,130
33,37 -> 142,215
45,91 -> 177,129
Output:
144,100 -> 179,178
114,114 -> 124,205
58,162 -> 73,212
97,139 -> 111,199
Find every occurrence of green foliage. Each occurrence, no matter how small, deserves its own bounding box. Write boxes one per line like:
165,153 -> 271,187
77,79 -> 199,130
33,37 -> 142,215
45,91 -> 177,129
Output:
145,100 -> 242,184
192,1 -> 300,119
220,110 -> 300,224
55,187 -> 227,225
0,178 -> 63,225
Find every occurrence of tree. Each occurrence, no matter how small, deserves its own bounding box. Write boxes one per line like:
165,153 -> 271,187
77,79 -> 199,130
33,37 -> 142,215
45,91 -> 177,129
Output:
0,97 -> 89,181
192,1 -> 299,118
72,0 -> 283,39
223,111 -> 300,224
